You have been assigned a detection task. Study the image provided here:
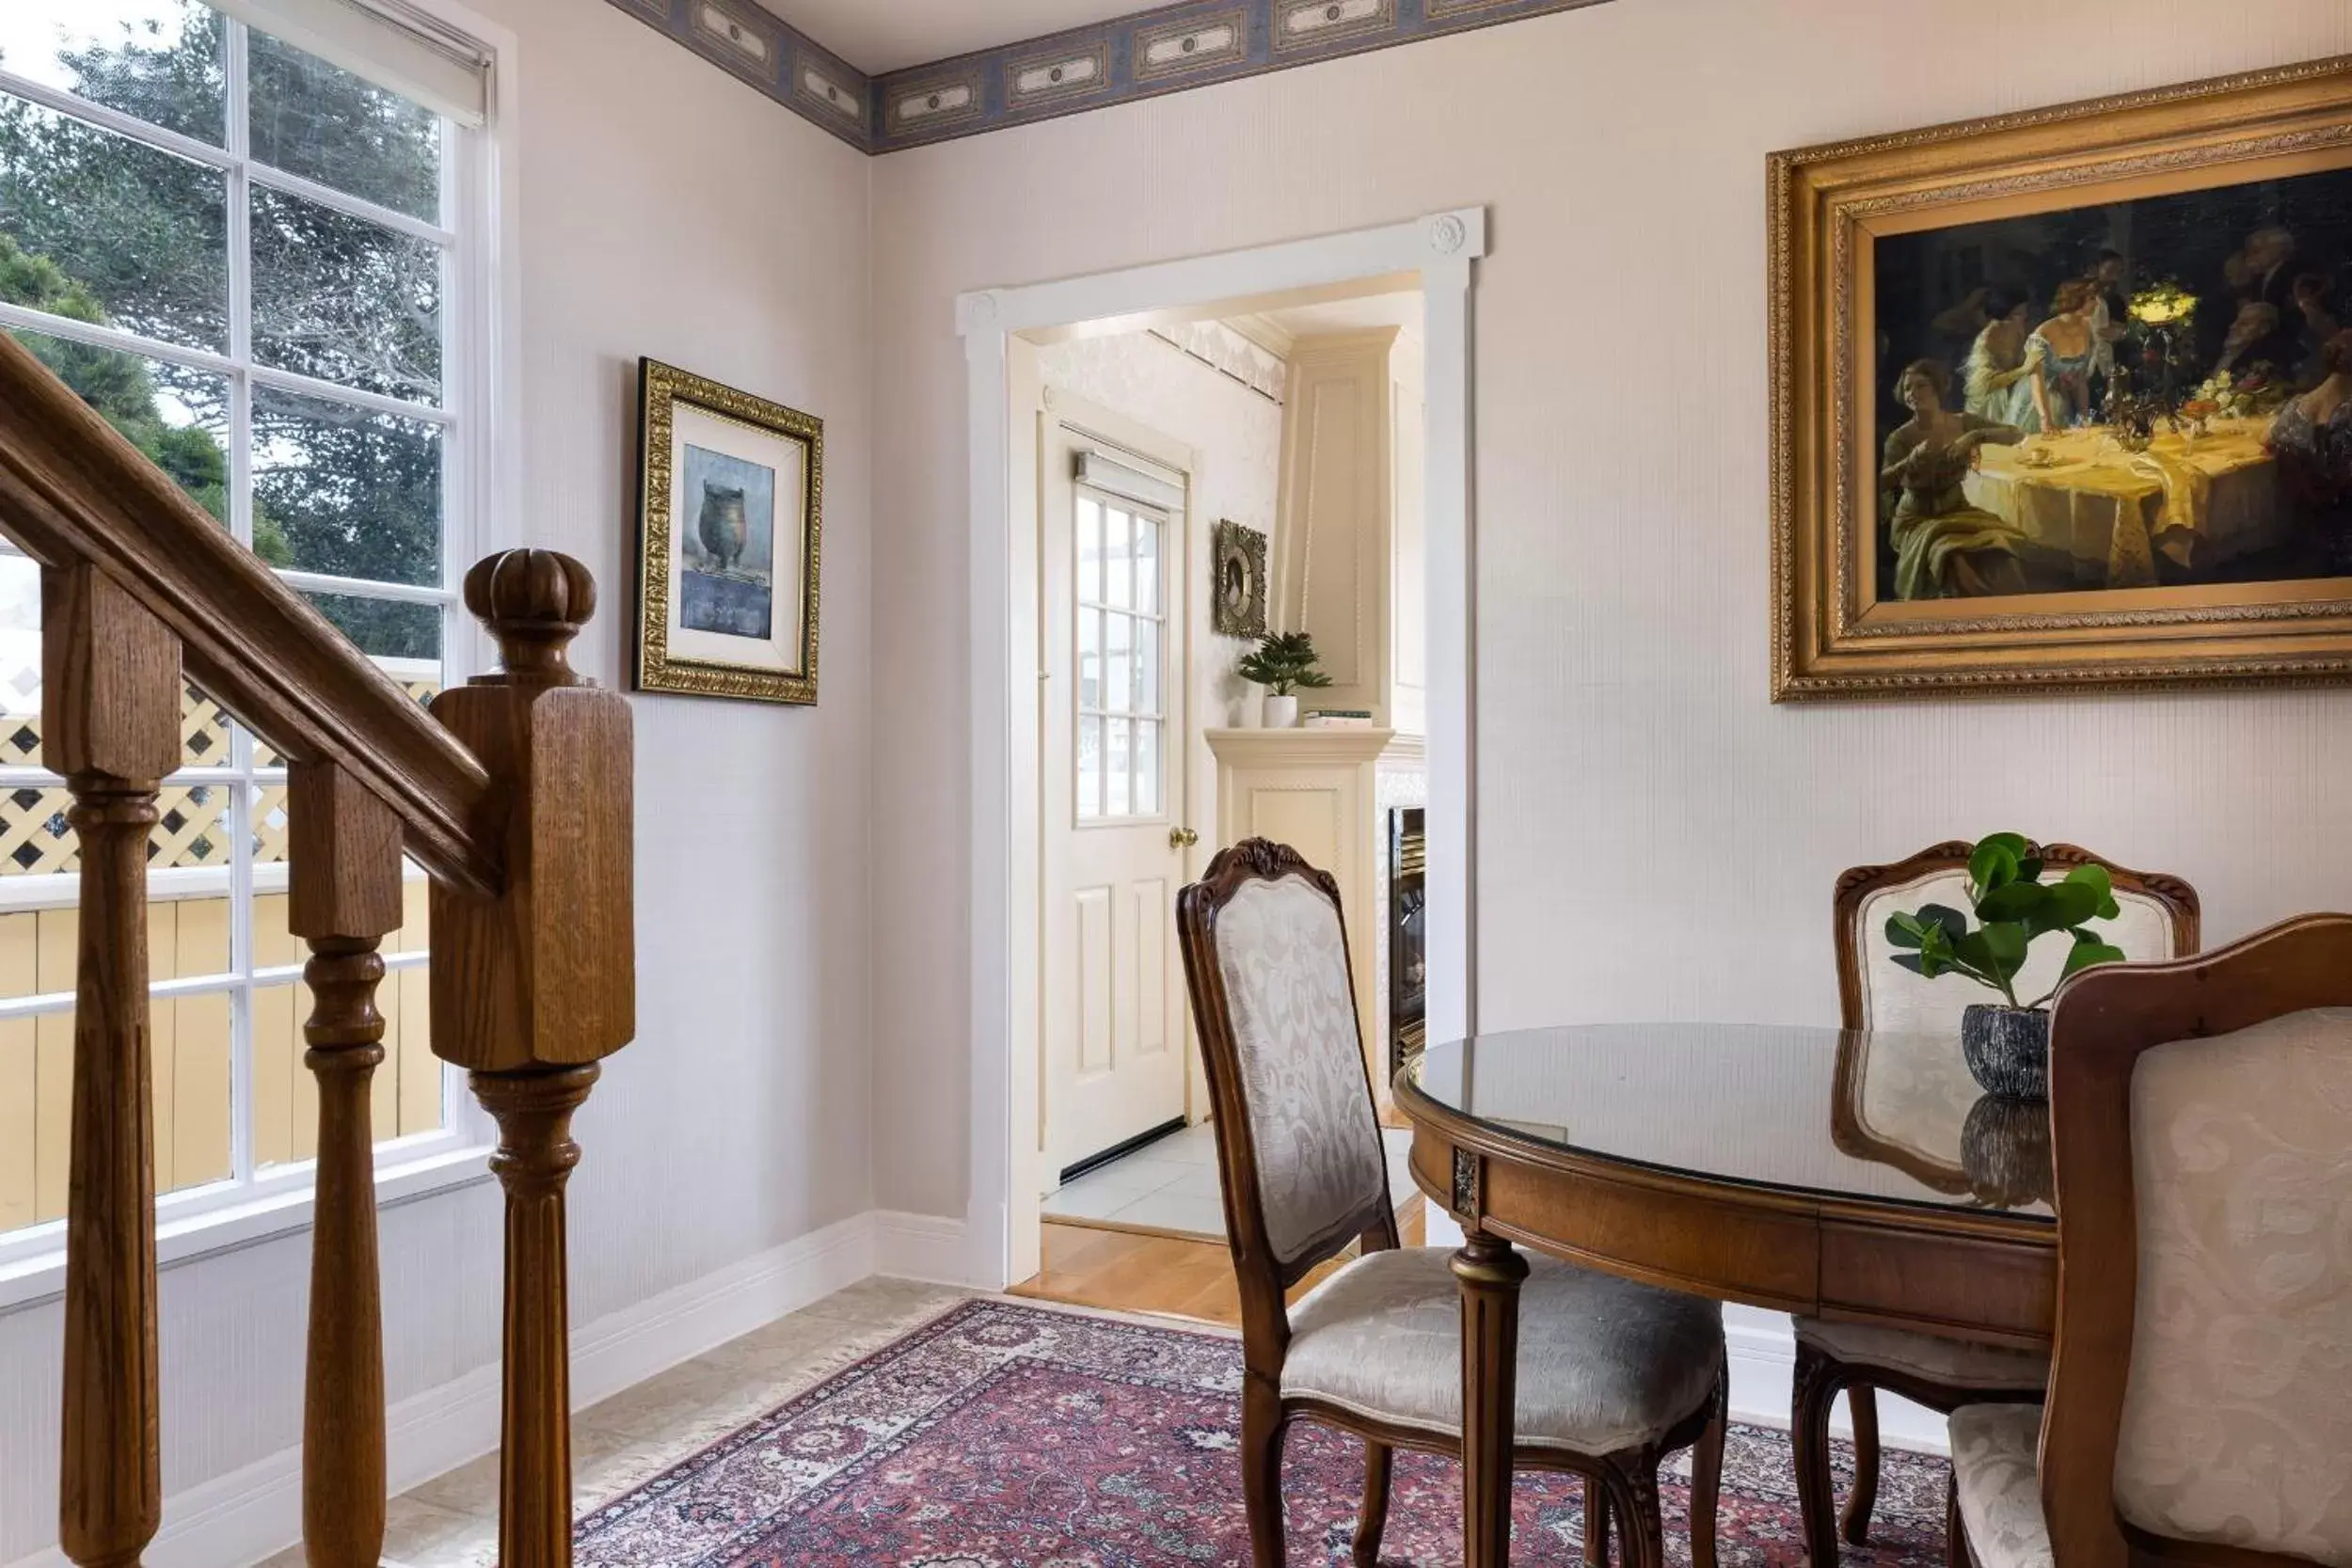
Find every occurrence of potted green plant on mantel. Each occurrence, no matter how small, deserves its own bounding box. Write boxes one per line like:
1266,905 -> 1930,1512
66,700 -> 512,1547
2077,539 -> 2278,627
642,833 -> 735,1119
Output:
1886,832 -> 2129,1101
1236,631 -> 1332,728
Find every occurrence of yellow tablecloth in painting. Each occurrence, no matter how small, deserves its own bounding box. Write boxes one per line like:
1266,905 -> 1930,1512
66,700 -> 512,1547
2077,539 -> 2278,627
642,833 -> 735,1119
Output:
1963,419 -> 2283,588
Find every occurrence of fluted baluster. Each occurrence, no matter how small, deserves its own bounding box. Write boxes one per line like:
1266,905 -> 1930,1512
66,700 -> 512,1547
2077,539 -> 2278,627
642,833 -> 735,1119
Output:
428,550 -> 635,1568
46,564 -> 181,1568
290,763 -> 404,1568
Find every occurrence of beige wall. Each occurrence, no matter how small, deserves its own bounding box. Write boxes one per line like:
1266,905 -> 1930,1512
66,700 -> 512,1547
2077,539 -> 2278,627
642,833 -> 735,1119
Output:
0,0 -> 873,1552
868,0 -> 2352,1220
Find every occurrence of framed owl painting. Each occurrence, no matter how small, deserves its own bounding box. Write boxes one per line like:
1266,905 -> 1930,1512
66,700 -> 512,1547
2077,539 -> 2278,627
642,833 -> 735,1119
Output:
633,358 -> 824,704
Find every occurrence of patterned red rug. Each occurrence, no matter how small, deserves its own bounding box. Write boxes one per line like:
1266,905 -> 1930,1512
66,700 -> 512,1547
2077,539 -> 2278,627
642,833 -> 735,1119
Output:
575,1298 -> 1952,1566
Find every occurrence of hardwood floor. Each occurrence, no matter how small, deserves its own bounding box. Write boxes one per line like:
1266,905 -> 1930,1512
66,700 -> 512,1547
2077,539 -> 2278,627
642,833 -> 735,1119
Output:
1010,1196 -> 1428,1326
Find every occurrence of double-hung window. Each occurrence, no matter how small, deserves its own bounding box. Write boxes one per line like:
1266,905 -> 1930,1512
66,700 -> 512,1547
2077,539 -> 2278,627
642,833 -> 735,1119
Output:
0,0 -> 501,1268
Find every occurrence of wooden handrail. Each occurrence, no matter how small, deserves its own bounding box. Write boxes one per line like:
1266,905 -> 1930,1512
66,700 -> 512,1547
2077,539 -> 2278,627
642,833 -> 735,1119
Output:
0,334 -> 501,895
7,339 -> 635,1568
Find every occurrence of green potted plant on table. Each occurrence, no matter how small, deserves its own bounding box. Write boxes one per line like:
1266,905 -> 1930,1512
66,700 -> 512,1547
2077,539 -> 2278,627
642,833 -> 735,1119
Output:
1236,631 -> 1332,728
1885,832 -> 2129,1101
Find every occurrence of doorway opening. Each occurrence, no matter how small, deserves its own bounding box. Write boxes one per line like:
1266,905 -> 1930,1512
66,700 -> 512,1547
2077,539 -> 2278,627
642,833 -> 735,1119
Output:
959,211 -> 1486,1301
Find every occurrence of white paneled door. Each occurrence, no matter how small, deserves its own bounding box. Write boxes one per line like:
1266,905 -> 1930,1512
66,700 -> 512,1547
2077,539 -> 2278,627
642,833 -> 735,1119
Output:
1040,401 -> 1193,1180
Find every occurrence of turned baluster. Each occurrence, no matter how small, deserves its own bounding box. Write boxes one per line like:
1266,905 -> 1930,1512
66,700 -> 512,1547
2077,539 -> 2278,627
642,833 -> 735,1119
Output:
429,550 -> 634,1568
46,564 -> 180,1568
290,763 -> 404,1568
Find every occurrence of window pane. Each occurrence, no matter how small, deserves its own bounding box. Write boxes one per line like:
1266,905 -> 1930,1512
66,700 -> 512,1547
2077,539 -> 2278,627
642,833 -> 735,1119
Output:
155,990 -> 230,1196
0,788 -> 73,878
248,29 -> 440,223
1134,719 -> 1159,816
250,184 -> 441,404
387,958 -> 438,1138
1075,714 -> 1102,821
254,385 -> 442,586
301,591 -> 441,664
1075,495 -> 1101,606
1076,606 -> 1099,713
1104,718 -> 1131,817
179,680 -> 235,768
0,1006 -> 73,1227
1102,506 -> 1132,610
1135,514 -> 1159,613
0,98 -> 228,353
1104,613 -> 1131,716
251,978 -> 314,1171
4,330 -> 229,521
152,892 -> 229,981
0,2 -> 225,146
151,782 -> 230,872
0,783 -> 229,880
251,781 -> 288,871
1135,618 -> 1158,718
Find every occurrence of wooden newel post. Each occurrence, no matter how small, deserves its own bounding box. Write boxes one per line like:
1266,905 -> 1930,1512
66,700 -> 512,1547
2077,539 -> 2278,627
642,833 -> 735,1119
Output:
46,564 -> 181,1568
290,763 -> 405,1568
428,550 -> 634,1568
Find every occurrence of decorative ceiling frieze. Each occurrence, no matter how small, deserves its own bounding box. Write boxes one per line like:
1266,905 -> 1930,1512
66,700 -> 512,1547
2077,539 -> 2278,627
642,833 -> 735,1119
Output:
606,0 -> 1616,154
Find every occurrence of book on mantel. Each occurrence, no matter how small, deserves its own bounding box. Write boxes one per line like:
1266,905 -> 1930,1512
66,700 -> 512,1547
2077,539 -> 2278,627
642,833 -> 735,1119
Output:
1302,709 -> 1375,729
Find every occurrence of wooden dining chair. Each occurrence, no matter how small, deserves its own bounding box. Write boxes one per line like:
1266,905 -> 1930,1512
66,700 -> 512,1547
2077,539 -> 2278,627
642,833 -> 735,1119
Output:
1803,840 -> 2201,1563
1948,912 -> 2352,1568
1177,838 -> 1729,1568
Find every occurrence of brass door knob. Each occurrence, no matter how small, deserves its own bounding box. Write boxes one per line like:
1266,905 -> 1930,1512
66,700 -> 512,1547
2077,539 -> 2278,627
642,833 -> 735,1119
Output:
1169,826 -> 1200,849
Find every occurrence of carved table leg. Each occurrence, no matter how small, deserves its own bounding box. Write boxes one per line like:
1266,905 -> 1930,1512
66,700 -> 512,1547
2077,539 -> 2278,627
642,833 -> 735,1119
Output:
1453,1229 -> 1526,1568
475,1063 -> 600,1568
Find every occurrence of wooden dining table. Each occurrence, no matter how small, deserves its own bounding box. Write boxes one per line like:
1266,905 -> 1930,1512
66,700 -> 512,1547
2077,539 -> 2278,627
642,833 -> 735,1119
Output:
1393,1022 -> 2057,1567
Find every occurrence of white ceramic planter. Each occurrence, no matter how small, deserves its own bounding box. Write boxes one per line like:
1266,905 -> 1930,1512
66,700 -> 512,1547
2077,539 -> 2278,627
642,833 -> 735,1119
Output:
1263,693 -> 1299,729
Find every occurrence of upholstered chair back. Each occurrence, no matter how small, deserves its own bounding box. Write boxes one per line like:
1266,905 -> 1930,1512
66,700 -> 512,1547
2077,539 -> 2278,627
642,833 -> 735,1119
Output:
1836,842 -> 2201,1035
2043,915 -> 2352,1568
2112,1004 -> 2352,1564
1178,840 -> 1393,1337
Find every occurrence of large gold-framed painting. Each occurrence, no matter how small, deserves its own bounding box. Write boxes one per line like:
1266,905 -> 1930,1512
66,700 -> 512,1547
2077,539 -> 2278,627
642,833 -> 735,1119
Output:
1772,55 -> 2352,699
633,358 -> 823,705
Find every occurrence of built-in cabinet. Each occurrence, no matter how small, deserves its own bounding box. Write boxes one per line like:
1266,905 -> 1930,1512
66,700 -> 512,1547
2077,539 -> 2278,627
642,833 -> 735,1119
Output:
1205,725 -> 1416,1111
1273,328 -> 1426,735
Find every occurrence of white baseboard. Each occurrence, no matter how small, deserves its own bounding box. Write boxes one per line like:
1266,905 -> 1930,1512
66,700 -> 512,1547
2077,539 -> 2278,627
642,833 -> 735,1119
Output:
873,1210 -> 972,1286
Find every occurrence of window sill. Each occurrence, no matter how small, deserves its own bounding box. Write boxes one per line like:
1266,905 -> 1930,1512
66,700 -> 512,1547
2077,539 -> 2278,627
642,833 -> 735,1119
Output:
0,1144 -> 496,1315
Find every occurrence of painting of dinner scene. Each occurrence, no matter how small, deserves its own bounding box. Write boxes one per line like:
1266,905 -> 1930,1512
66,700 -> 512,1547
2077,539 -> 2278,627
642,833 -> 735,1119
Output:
1872,163 -> 2352,604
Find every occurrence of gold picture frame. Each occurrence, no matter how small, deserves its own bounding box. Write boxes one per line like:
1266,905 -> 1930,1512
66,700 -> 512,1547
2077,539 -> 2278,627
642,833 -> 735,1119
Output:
633,358 -> 823,705
1771,55 -> 2352,700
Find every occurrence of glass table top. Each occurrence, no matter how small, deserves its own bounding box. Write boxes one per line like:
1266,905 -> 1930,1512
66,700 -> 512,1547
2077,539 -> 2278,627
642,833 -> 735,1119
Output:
1400,1022 -> 2054,1221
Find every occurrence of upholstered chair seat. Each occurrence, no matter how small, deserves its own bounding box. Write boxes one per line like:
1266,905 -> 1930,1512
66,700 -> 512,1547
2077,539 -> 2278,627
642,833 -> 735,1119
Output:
1793,1320 -> 2047,1390
1947,1403 -> 2053,1568
1283,1246 -> 1724,1454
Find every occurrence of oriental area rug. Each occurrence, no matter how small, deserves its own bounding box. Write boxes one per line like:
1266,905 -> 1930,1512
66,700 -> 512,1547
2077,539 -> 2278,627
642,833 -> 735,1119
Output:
573,1298 -> 1952,1567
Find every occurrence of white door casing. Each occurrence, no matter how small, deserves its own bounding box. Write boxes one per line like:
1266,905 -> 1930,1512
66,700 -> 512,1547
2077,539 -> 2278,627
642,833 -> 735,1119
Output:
1038,394 -> 1194,1179
962,208 -> 1486,1290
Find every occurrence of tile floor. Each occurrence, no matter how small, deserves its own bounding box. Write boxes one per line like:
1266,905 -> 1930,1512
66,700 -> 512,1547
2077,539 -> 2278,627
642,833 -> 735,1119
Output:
1039,1120 -> 1415,1239
259,1276 -> 974,1568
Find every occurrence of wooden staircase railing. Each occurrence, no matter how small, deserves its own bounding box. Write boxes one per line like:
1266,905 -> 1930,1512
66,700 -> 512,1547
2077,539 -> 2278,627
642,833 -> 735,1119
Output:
0,330 -> 635,1568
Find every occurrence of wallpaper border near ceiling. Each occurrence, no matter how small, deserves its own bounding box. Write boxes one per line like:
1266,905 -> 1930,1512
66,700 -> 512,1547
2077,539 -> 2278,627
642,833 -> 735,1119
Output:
606,0 -> 1618,153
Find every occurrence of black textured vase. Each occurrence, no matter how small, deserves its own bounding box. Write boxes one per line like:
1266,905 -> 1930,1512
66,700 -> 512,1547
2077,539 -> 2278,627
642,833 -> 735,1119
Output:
1961,1004 -> 2050,1101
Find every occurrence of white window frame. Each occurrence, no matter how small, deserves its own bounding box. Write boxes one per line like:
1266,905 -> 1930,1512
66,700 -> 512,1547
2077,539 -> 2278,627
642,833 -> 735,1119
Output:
0,0 -> 522,1311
